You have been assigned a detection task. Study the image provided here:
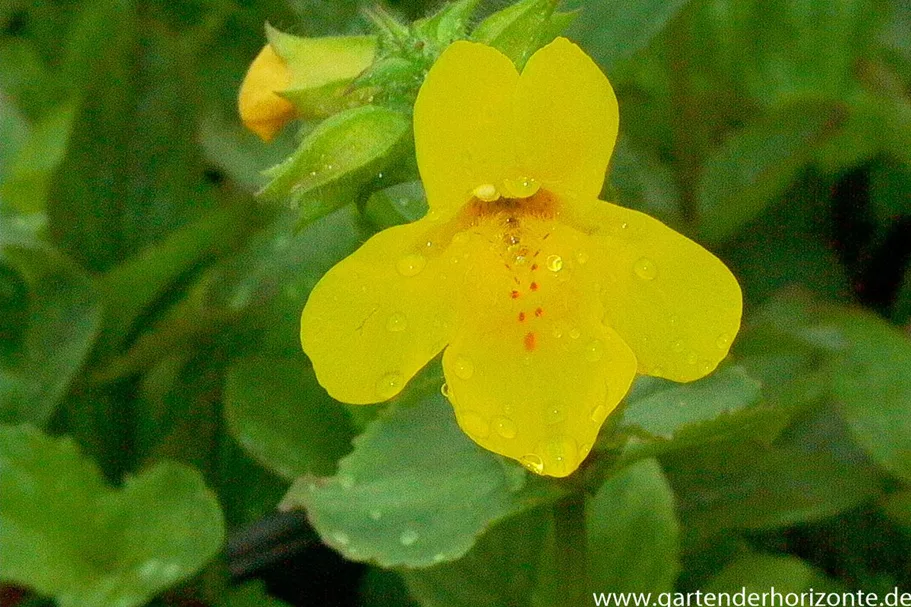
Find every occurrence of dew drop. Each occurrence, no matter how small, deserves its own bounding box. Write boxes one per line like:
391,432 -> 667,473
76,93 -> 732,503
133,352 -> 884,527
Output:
453,356 -> 474,380
473,183 -> 500,202
575,250 -> 589,265
700,361 -> 713,374
546,254 -> 563,272
580,443 -> 593,457
586,340 -> 604,362
717,334 -> 731,349
652,366 -> 665,377
451,232 -> 469,245
669,315 -> 679,325
461,410 -> 490,439
331,531 -> 350,546
503,176 -> 540,198
399,528 -> 419,546
552,325 -> 564,339
493,416 -> 517,439
633,257 -> 658,280
687,351 -> 698,365
590,404 -> 607,423
440,383 -> 451,398
376,373 -> 403,399
672,340 -> 685,353
539,436 -> 579,477
545,407 -> 566,425
386,312 -> 407,332
519,453 -> 545,475
397,254 -> 427,277
569,328 -> 581,340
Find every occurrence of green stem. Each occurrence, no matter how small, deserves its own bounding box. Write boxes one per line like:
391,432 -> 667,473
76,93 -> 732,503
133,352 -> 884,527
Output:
553,492 -> 589,607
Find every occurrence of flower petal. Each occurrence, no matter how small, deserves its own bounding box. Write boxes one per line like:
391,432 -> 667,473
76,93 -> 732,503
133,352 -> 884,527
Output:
513,37 -> 619,208
301,219 -> 459,404
441,219 -> 637,477
414,41 -> 519,217
578,201 -> 743,382
238,44 -> 296,142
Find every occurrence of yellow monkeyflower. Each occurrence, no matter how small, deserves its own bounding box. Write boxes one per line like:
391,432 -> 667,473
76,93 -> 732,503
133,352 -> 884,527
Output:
301,38 -> 742,477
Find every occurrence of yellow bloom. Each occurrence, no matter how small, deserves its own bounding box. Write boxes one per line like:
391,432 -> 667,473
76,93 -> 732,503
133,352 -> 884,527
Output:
238,44 -> 296,142
300,38 -> 742,477
238,32 -> 376,141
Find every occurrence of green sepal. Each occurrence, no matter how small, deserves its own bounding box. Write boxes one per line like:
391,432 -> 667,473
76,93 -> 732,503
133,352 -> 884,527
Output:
258,105 -> 411,228
472,0 -> 577,69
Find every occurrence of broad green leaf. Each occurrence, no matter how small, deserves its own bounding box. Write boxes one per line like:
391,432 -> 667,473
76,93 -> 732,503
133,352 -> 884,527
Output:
588,459 -> 680,593
221,581 -> 292,607
259,105 -> 410,227
403,509 -> 548,607
696,101 -> 841,243
0,233 -> 100,426
570,0 -> 693,71
280,366 -> 553,568
829,308 -> 911,483
413,0 -> 480,46
0,425 -> 224,607
0,94 -> 28,177
224,356 -> 355,479
361,569 -> 419,607
663,443 -> 879,534
608,137 -> 684,230
706,553 -> 839,593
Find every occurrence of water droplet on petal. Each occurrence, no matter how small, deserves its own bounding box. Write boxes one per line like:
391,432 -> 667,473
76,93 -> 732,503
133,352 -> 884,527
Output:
700,361 -> 713,374
461,410 -> 490,438
569,328 -> 581,340
687,351 -> 698,365
590,404 -> 607,423
452,231 -> 469,245
717,334 -> 731,349
580,443 -> 593,458
652,366 -> 664,376
552,325 -> 564,339
453,356 -> 474,380
634,257 -> 657,280
493,416 -> 517,439
386,312 -> 407,332
440,383 -> 451,398
502,176 -> 540,198
397,254 -> 427,277
331,531 -> 350,546
575,251 -> 589,265
545,407 -> 566,425
546,254 -> 563,272
376,373 -> 403,399
586,340 -> 604,362
520,453 -> 545,474
672,340 -> 684,353
539,436 -> 579,477
399,528 -> 419,546
473,183 -> 500,202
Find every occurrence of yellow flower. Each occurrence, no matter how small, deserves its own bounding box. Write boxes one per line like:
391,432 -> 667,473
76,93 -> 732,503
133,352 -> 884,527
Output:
238,32 -> 376,141
300,38 -> 742,477
238,44 -> 296,142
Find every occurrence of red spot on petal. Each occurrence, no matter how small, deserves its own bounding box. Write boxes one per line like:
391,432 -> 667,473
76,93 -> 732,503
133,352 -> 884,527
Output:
531,263 -> 538,271
511,290 -> 520,299
524,332 -> 537,351
535,307 -> 544,317
530,282 -> 539,291
518,312 -> 526,322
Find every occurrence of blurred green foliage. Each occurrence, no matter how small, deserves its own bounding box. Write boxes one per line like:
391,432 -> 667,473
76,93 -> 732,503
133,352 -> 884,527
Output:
1,0 -> 911,606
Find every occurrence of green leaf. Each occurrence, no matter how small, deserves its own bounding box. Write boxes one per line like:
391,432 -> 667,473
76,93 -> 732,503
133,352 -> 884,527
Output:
472,0 -> 576,70
663,443 -> 879,534
696,101 -> 842,243
828,308 -> 911,483
224,356 -> 356,479
402,509 -> 548,607
259,105 -> 411,227
0,94 -> 29,177
706,553 -> 838,593
279,366 -> 552,568
608,137 -> 684,231
570,0 -> 693,71
221,581 -> 292,607
587,459 -> 680,593
0,231 -> 100,426
0,425 -> 224,607
413,0 -> 480,48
